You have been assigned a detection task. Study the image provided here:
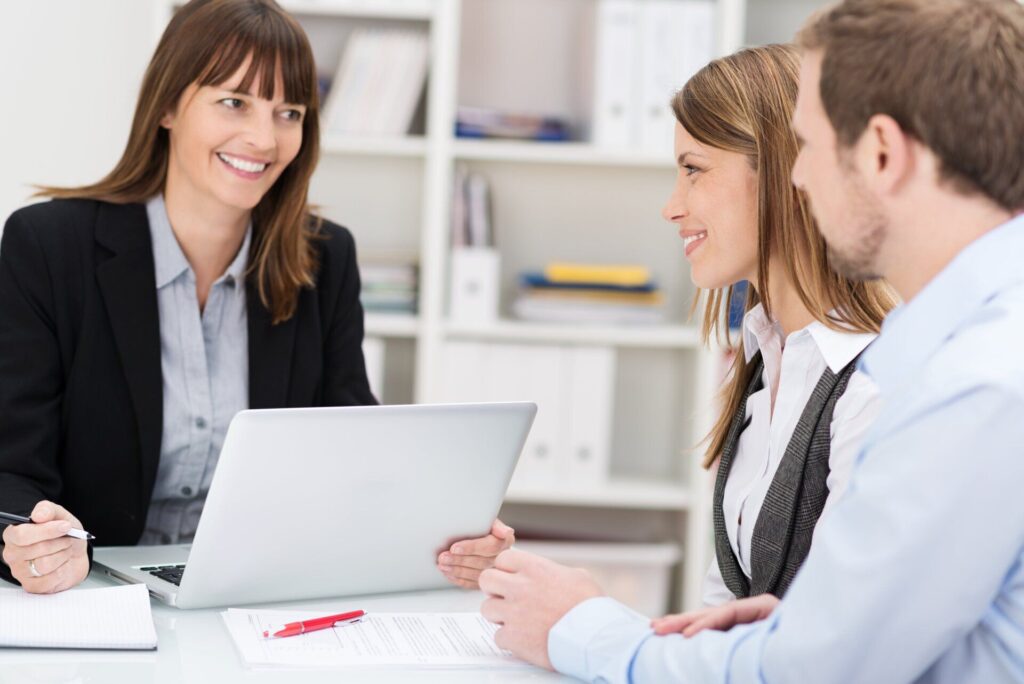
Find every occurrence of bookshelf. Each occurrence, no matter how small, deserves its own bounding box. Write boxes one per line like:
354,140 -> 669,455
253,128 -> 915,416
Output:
153,0 -> 831,613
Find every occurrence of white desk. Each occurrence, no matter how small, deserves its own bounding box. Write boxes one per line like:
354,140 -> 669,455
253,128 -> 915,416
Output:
0,574 -> 574,683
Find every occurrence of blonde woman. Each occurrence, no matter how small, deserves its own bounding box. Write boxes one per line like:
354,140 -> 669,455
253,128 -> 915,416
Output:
0,0 -> 511,593
652,43 -> 896,634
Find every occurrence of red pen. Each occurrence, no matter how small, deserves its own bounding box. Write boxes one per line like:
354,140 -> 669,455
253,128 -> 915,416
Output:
262,610 -> 366,638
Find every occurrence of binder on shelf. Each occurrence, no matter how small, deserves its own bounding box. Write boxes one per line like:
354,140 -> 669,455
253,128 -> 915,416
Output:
637,0 -> 715,153
465,173 -> 493,248
566,346 -> 616,486
437,340 -> 487,404
321,28 -> 429,137
437,341 -> 566,489
450,169 -> 493,249
450,165 -> 469,248
436,341 -> 618,491
591,0 -> 641,149
486,344 -> 567,491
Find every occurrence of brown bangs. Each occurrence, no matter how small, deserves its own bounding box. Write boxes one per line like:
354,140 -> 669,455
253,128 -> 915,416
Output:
195,21 -> 315,108
36,0 -> 325,324
188,2 -> 316,107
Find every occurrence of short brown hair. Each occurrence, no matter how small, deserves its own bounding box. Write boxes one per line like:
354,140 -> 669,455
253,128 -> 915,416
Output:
672,45 -> 896,469
38,0 -> 322,323
797,0 -> 1024,212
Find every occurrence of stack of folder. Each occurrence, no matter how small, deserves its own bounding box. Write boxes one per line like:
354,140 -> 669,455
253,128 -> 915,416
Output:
513,263 -> 665,325
360,261 -> 418,314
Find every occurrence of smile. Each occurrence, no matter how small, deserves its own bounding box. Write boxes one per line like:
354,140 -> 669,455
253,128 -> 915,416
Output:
217,153 -> 269,175
683,231 -> 707,257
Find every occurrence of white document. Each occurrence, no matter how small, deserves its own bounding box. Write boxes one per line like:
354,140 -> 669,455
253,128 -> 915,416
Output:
222,609 -> 529,669
0,583 -> 157,650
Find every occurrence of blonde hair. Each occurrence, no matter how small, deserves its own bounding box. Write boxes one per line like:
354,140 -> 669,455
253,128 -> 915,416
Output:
672,44 -> 897,469
36,0 -> 322,324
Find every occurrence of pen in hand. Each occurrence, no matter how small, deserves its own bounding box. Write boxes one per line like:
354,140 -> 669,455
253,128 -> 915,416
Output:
0,511 -> 96,541
263,610 -> 366,638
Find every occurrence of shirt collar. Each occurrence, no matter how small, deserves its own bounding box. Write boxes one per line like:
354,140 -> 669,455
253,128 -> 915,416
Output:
145,194 -> 252,290
742,302 -> 876,373
862,214 -> 1024,392
146,194 -> 190,289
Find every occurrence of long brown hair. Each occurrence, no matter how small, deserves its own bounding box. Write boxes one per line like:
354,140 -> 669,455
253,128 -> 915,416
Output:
37,0 -> 321,323
673,45 -> 897,469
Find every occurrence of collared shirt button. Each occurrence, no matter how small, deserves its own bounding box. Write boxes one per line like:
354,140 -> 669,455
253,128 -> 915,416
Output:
195,417 -> 207,429
180,486 -> 193,497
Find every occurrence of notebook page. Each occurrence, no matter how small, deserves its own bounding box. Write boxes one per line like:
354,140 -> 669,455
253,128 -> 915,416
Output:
0,583 -> 157,650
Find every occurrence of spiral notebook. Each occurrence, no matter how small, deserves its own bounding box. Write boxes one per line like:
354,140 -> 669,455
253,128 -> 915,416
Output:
0,583 -> 157,650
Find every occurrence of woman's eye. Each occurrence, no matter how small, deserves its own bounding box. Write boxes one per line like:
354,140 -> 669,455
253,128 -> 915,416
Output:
221,98 -> 244,110
282,109 -> 304,122
683,164 -> 701,177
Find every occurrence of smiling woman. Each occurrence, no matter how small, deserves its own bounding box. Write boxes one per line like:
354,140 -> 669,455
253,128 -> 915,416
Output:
0,0 -> 512,595
38,0 -> 320,322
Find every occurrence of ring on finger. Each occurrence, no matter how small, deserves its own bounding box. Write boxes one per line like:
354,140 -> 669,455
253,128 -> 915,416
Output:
28,558 -> 42,578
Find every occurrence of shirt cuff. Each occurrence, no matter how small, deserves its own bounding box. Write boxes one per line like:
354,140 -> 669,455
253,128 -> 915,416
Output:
548,596 -> 653,683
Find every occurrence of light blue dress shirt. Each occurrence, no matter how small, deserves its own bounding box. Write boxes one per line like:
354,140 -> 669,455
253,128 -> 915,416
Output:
548,213 -> 1024,683
139,195 -> 250,545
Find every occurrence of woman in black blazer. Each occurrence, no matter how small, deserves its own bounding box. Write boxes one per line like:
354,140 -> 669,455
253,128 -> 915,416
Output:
0,0 -> 513,593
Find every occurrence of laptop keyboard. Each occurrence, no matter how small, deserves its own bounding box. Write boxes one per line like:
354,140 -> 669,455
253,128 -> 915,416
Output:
140,564 -> 186,586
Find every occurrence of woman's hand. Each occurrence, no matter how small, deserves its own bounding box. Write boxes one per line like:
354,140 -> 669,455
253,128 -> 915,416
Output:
1,501 -> 90,594
651,593 -> 780,637
437,519 -> 515,589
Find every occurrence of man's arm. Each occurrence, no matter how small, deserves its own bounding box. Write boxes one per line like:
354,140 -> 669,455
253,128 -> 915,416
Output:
548,385 -> 1024,682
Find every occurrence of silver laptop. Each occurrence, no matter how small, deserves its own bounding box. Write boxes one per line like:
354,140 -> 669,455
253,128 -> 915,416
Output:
93,402 -> 535,609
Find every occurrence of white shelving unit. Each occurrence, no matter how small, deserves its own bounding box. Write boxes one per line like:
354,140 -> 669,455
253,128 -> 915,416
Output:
153,0 -> 828,612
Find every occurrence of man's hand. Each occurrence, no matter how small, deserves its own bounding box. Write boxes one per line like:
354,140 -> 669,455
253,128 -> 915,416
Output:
651,593 -> 780,637
438,519 -> 515,590
1,501 -> 89,593
479,548 -> 603,669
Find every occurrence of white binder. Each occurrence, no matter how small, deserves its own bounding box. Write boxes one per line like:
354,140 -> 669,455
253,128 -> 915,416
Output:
638,0 -> 716,153
566,346 -> 617,486
485,344 -> 567,490
591,0 -> 642,148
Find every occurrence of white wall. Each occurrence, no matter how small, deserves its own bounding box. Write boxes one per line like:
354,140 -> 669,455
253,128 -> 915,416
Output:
0,1 -> 155,228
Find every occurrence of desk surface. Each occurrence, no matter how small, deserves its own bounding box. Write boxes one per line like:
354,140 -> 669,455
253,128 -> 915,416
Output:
0,575 -> 573,684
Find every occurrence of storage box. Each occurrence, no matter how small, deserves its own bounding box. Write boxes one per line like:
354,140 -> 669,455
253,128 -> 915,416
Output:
513,540 -> 681,616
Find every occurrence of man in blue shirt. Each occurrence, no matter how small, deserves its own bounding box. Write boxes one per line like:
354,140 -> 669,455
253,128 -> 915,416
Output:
479,0 -> 1024,681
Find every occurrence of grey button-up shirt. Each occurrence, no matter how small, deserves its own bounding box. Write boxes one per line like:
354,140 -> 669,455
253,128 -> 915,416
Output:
139,194 -> 250,545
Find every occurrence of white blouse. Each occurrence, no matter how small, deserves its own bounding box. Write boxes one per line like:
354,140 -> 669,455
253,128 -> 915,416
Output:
702,304 -> 881,606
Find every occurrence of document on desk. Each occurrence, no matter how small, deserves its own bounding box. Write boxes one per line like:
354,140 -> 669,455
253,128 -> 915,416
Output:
222,608 -> 530,669
0,583 -> 157,650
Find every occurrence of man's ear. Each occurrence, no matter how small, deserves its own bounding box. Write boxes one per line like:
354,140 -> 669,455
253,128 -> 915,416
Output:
857,113 -> 914,195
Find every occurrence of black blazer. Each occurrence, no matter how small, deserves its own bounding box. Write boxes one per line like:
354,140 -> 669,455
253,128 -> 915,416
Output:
0,199 -> 376,584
